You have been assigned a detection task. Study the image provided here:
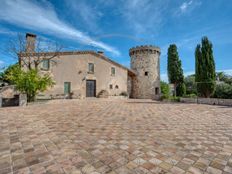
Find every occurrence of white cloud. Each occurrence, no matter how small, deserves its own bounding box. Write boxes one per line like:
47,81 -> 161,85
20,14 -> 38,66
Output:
121,0 -> 169,36
180,0 -> 193,12
177,0 -> 201,15
217,69 -> 232,76
65,0 -> 103,33
0,0 -> 120,55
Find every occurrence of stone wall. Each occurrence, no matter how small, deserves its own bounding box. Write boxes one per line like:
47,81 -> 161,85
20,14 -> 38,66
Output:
129,45 -> 161,99
180,97 -> 232,106
0,94 -> 27,107
36,52 -> 128,99
0,85 -> 15,98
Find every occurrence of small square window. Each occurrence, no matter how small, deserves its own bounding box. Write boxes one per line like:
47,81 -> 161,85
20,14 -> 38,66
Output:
42,59 -> 50,70
115,85 -> 119,89
88,63 -> 94,73
109,84 -> 113,89
145,71 -> 148,76
111,67 -> 115,76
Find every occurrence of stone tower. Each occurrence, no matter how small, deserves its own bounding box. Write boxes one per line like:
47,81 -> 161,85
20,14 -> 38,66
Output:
129,45 -> 161,99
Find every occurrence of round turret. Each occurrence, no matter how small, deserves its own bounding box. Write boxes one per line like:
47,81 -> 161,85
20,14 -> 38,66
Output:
129,45 -> 161,99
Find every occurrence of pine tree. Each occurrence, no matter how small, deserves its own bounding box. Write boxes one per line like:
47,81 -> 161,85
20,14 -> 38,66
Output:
167,44 -> 185,96
195,37 -> 216,97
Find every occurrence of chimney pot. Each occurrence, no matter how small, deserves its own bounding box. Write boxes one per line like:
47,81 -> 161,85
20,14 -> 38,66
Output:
26,33 -> 36,38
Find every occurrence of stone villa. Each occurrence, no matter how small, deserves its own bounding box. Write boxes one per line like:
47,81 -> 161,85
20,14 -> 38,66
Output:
20,33 -> 161,99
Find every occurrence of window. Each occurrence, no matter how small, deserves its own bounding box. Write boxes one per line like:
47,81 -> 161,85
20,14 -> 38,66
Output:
88,63 -> 94,73
109,84 -> 113,89
155,87 -> 159,95
42,59 -> 50,70
64,82 -> 71,94
145,71 -> 148,76
111,67 -> 115,76
115,85 -> 119,89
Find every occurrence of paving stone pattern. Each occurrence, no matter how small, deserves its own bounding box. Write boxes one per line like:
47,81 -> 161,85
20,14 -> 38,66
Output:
0,99 -> 232,174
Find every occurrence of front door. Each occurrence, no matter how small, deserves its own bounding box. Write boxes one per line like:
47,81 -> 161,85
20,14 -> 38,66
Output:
86,80 -> 96,97
64,82 -> 71,94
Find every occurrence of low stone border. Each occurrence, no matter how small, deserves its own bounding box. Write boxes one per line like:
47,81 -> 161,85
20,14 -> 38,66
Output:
108,96 -> 128,99
180,97 -> 232,106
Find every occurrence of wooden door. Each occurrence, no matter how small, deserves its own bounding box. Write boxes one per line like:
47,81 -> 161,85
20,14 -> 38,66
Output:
86,80 -> 96,97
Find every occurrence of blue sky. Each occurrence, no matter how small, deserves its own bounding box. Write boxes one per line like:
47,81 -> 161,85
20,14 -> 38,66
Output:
0,0 -> 232,81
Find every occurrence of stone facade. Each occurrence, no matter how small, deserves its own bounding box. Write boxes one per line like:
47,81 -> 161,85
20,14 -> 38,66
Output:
129,45 -> 161,99
20,34 -> 161,100
41,52 -> 129,99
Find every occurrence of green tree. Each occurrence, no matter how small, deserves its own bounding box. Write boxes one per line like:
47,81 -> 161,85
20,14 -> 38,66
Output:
160,81 -> 170,99
176,83 -> 186,97
184,74 -> 197,95
5,65 -> 54,102
195,37 -> 216,97
213,83 -> 232,99
0,63 -> 19,85
216,72 -> 232,85
167,44 -> 185,96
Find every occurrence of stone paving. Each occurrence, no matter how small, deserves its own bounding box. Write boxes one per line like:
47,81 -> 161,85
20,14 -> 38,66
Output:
0,99 -> 232,174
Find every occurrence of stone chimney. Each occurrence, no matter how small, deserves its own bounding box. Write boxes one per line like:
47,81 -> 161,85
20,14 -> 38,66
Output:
26,33 -> 36,52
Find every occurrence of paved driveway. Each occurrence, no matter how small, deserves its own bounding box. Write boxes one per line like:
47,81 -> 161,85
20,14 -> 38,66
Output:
0,99 -> 232,174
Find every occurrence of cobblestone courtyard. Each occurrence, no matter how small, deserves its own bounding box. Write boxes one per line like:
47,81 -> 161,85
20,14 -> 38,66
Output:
0,99 -> 232,174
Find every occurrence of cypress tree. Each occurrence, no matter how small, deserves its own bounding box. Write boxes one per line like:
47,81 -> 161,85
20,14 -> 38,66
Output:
195,37 -> 216,97
167,44 -> 185,96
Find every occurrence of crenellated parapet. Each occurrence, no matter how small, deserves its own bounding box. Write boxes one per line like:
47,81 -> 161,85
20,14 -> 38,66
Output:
129,45 -> 161,56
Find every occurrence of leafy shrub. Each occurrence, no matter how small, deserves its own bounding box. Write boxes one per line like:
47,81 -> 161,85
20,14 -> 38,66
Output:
184,74 -> 197,95
5,65 -> 54,102
160,81 -> 170,99
213,83 -> 232,99
176,83 -> 186,97
169,96 -> 180,102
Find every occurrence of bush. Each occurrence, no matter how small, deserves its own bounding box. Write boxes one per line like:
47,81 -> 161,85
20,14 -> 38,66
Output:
184,74 -> 197,95
160,95 -> 168,100
0,63 -> 19,85
160,81 -> 170,99
5,65 -> 54,102
169,96 -> 180,102
213,83 -> 232,99
176,83 -> 186,97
